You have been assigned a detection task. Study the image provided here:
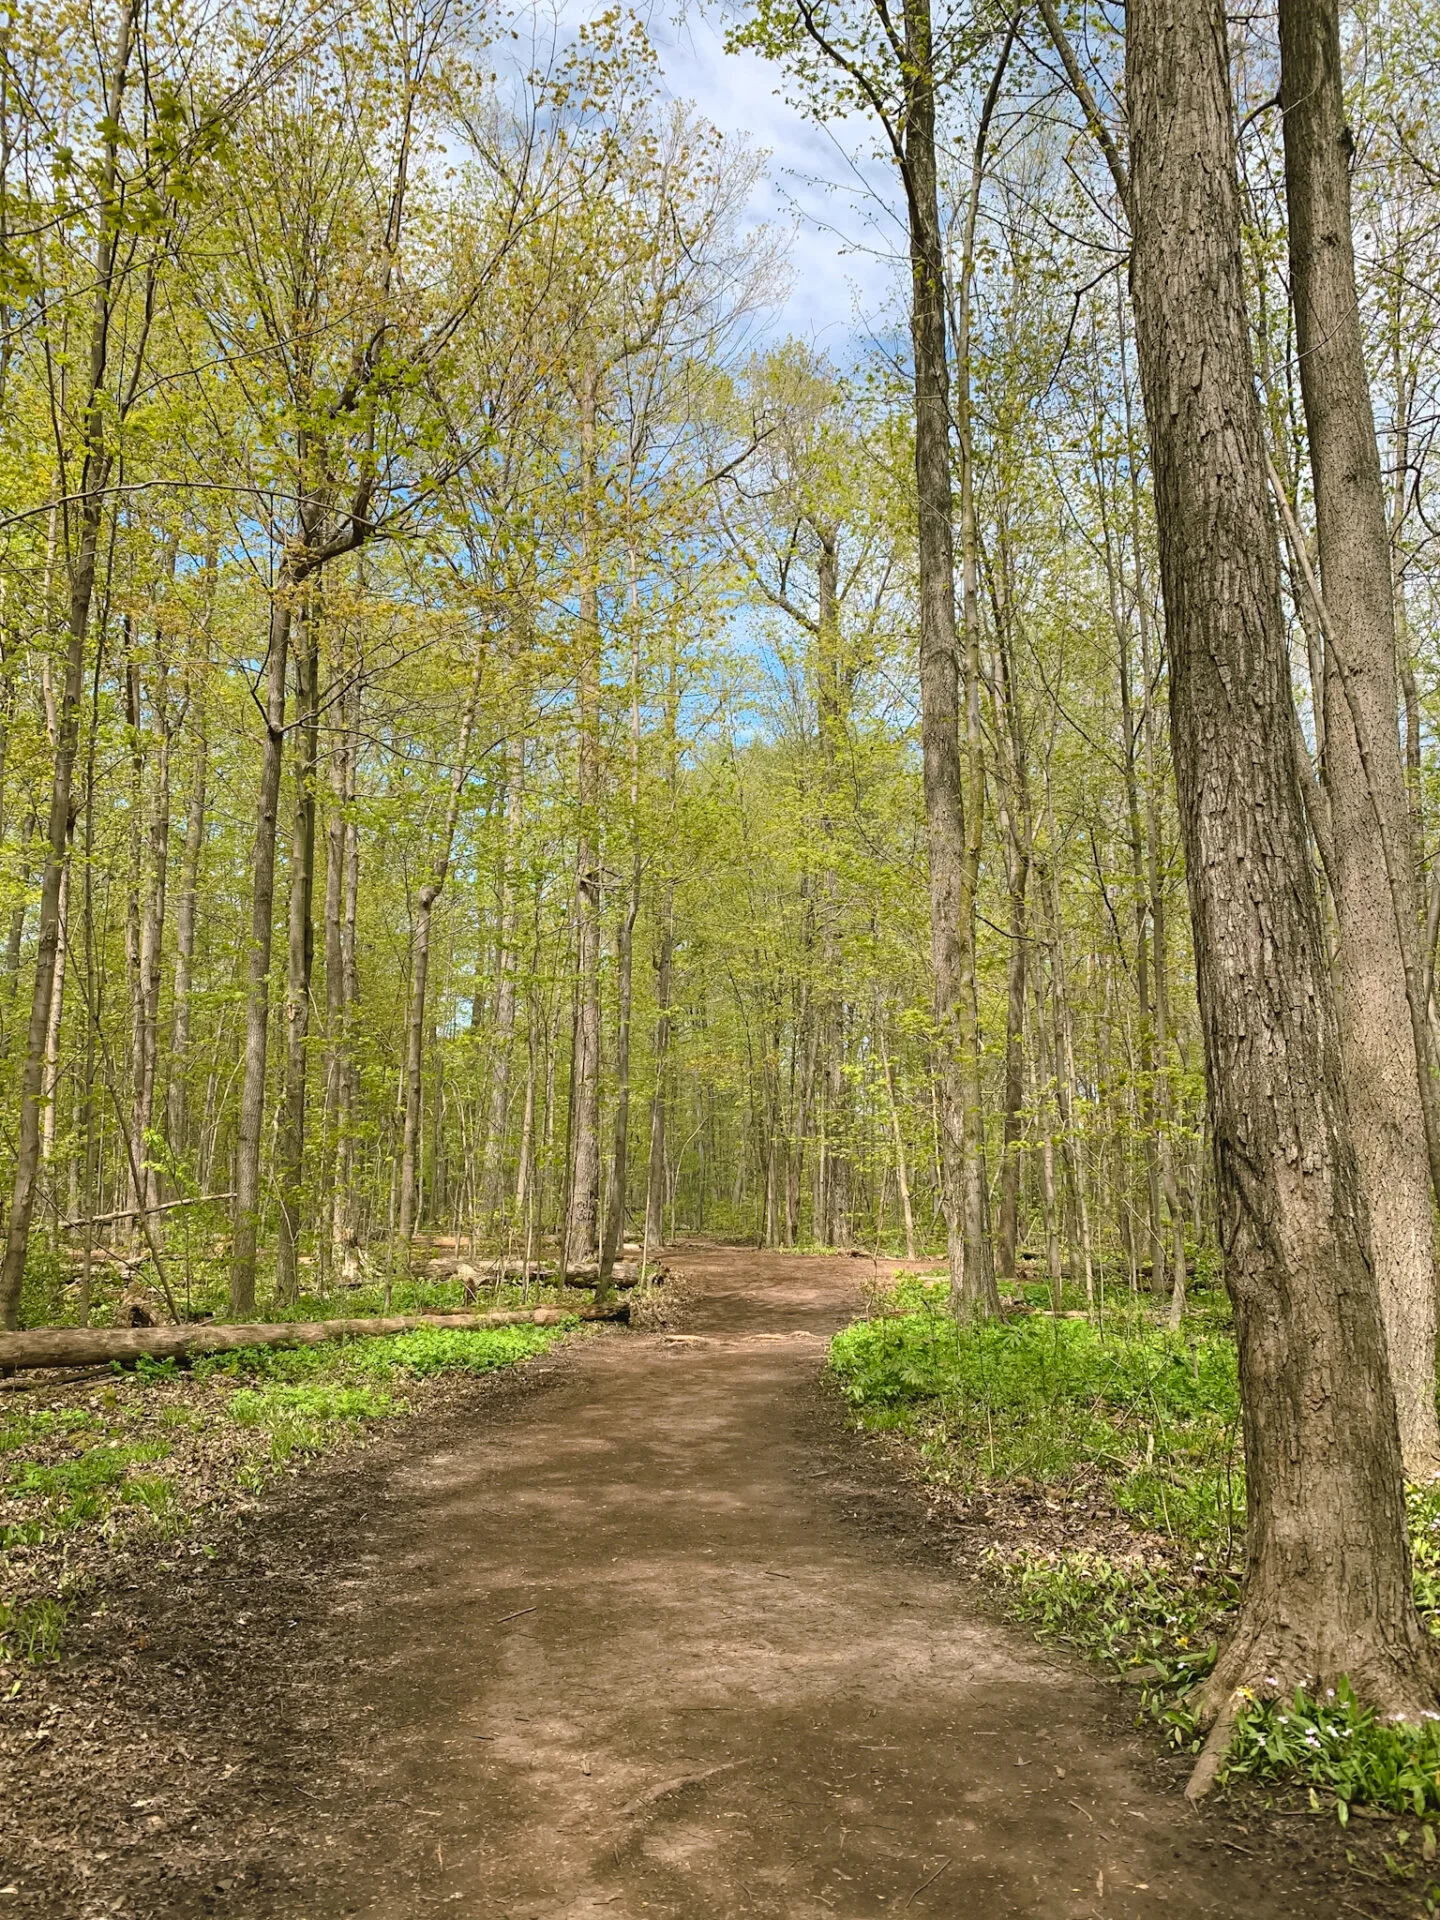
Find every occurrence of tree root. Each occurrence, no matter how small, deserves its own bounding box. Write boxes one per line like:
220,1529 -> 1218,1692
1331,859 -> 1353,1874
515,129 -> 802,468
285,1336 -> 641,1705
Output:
1184,1688 -> 1244,1802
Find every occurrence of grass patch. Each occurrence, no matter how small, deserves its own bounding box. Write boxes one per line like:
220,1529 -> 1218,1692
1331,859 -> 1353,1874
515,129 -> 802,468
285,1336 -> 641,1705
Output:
0,1594 -> 67,1663
0,1308 -> 580,1663
830,1277 -> 1243,1547
830,1276 -> 1440,1815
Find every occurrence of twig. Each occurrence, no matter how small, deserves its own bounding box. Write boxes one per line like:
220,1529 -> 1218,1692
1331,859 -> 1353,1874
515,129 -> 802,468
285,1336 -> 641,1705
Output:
494,1606 -> 537,1624
903,1857 -> 951,1908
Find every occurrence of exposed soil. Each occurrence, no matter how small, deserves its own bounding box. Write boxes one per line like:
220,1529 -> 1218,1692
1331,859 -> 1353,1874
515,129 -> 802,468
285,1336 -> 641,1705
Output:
0,1248 -> 1425,1917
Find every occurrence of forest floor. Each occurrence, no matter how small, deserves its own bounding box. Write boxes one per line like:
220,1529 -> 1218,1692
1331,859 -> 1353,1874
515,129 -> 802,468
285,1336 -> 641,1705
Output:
0,1246 -> 1420,1917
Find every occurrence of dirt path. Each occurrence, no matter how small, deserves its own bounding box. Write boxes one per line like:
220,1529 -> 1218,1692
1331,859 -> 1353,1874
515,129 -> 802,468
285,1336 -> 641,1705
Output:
0,1250 -> 1390,1916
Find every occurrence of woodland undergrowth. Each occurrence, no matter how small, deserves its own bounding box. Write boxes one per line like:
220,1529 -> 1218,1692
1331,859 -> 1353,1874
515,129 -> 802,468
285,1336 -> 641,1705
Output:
832,1275 -> 1440,1843
0,1278 -> 589,1673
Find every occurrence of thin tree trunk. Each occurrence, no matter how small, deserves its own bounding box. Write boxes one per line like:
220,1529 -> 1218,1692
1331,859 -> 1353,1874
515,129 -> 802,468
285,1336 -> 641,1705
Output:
901,0 -> 997,1317
398,636 -> 486,1247
877,1003 -> 916,1259
0,0 -> 133,1328
276,593 -> 320,1302
40,862 -> 68,1169
230,578 -> 295,1315
1278,0 -> 1440,1476
645,882 -> 674,1250
166,689 -> 206,1164
567,359 -> 603,1268
131,660 -> 170,1214
479,731 -> 524,1235
1127,0 -> 1434,1713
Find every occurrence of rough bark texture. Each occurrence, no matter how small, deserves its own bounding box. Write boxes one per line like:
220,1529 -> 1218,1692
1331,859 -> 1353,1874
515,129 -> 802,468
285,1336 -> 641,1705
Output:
567,361 -> 603,1269
165,695 -> 206,1160
1279,0 -> 1440,1476
1127,0 -> 1436,1709
902,0 -> 997,1317
230,587 -> 293,1316
479,733 -> 523,1234
645,885 -> 674,1249
277,603 -> 319,1302
398,655 -> 483,1248
0,2 -> 133,1329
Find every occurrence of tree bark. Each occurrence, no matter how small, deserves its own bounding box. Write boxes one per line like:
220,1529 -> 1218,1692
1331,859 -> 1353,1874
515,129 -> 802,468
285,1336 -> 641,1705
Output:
129,656 -> 170,1216
1278,0 -> 1440,1476
0,0 -> 134,1329
165,686 -> 207,1164
230,581 -> 294,1314
39,862 -> 68,1169
276,594 -> 320,1302
567,360 -> 603,1268
1127,0 -> 1435,1711
398,638 -> 485,1247
902,0 -> 998,1317
645,882 -> 674,1250
479,730 -> 523,1235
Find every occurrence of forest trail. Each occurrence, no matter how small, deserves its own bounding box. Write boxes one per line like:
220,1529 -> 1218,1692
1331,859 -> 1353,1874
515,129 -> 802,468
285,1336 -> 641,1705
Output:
3,1250 -> 1336,1918
248,1247 -> 1285,1920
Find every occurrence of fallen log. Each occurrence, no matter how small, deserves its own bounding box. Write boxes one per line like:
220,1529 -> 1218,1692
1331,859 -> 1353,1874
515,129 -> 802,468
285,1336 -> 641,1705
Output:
0,1304 -> 628,1373
562,1265 -> 669,1291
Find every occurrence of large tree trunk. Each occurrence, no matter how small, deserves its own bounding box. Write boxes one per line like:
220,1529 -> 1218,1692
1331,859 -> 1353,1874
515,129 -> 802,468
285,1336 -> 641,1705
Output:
1278,0 -> 1440,1477
1127,0 -> 1435,1712
902,0 -> 997,1317
276,596 -> 320,1302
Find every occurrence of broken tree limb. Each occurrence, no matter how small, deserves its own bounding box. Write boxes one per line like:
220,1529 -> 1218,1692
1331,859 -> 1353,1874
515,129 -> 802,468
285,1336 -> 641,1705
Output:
59,1192 -> 236,1232
0,1304 -> 628,1372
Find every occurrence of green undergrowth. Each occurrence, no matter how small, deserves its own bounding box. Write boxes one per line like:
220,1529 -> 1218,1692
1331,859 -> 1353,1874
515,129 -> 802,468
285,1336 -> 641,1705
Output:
16,1225 -> 587,1331
832,1277 -> 1440,1824
0,1317 -> 576,1666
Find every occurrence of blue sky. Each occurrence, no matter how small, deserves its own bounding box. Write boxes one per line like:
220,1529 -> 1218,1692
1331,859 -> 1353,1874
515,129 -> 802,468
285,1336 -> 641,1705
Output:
558,0 -> 908,352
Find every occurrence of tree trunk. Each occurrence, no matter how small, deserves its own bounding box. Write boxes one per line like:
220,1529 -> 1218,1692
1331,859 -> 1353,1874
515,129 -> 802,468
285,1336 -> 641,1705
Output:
878,1005 -> 916,1259
1278,0 -> 1440,1476
901,0 -> 997,1317
276,595 -> 320,1302
230,579 -> 294,1315
165,689 -> 207,1164
645,883 -> 674,1250
479,731 -> 523,1235
39,862 -> 68,1169
398,636 -> 485,1247
567,360 -> 603,1268
1127,0 -> 1435,1711
325,657 -> 362,1276
0,1 -> 134,1328
130,660 -> 170,1216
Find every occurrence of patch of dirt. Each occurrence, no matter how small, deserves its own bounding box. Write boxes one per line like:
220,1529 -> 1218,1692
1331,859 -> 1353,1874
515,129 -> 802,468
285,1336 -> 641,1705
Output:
0,1250 -> 1425,1917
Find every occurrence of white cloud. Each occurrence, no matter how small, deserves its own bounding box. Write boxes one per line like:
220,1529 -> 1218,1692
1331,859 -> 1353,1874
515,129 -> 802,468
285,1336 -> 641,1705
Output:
547,0 -> 909,356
